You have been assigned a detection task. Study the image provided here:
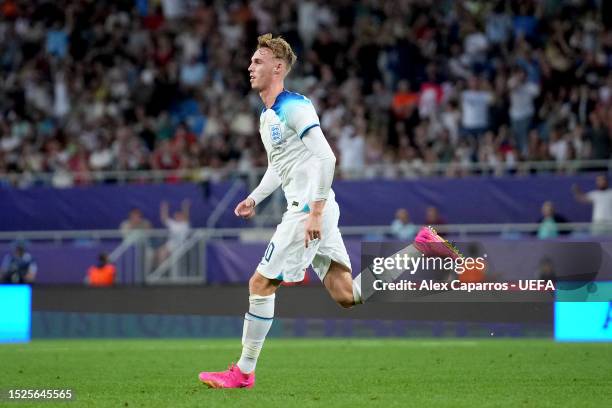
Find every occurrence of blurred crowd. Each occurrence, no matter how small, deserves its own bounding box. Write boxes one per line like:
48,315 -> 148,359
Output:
1,0 -> 612,187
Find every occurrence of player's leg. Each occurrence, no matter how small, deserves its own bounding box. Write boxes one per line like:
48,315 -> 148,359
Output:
315,225 -> 461,306
198,271 -> 280,389
311,200 -> 360,308
199,214 -> 299,389
235,210 -> 316,376
236,271 -> 281,374
322,260 -> 360,308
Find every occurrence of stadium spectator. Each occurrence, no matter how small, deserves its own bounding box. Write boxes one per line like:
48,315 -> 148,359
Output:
1,241 -> 37,284
337,121 -> 365,178
424,206 -> 446,227
458,243 -> 487,284
573,175 -> 612,235
157,199 -> 191,264
536,201 -> 568,239
390,208 -> 418,241
460,76 -> 494,139
587,112 -> 611,161
85,252 -> 116,287
391,80 -> 419,123
120,207 -> 154,274
120,207 -> 153,238
549,128 -> 570,163
508,67 -> 540,155
0,0 -> 610,185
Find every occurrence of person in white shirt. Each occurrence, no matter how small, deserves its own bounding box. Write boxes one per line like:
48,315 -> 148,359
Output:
157,200 -> 191,264
460,76 -> 493,138
338,124 -> 365,178
463,22 -> 488,66
573,175 -> 612,235
508,68 -> 540,155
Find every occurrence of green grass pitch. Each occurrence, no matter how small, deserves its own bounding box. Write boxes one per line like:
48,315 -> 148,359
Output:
1,339 -> 611,407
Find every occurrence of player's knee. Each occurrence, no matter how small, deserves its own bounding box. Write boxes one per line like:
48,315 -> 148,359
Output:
249,273 -> 262,294
337,296 -> 354,309
249,272 -> 278,296
334,290 -> 354,309
248,274 -> 263,294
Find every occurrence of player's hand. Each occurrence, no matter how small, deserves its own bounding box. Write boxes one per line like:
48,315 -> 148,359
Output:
304,213 -> 323,248
234,197 -> 256,219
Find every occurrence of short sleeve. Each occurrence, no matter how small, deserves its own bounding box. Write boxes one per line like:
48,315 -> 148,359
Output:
285,99 -> 320,139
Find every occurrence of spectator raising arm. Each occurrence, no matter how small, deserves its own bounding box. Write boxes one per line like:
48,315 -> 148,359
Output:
572,184 -> 591,204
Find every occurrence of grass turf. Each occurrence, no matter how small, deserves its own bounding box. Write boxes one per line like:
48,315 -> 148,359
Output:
1,338 -> 611,407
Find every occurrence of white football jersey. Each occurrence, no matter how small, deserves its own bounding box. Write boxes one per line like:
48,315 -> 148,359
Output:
259,90 -> 335,212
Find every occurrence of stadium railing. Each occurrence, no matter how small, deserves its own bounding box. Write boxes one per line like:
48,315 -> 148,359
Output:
0,222 -> 609,284
2,159 -> 612,187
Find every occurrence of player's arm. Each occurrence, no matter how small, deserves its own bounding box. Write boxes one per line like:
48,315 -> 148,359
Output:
301,126 -> 336,247
234,164 -> 281,219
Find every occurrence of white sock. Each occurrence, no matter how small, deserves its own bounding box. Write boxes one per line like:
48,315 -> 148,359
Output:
352,274 -> 363,304
354,244 -> 421,303
237,293 -> 275,374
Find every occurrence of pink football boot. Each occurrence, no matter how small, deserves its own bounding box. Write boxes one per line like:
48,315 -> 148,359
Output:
198,364 -> 255,389
414,226 -> 462,259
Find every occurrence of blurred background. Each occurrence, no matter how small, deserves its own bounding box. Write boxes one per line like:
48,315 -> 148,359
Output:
1,0 -> 611,340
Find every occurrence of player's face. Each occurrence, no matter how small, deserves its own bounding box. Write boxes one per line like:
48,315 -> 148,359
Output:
248,48 -> 277,91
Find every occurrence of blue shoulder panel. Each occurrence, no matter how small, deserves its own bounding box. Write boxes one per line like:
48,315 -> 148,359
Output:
271,90 -> 311,123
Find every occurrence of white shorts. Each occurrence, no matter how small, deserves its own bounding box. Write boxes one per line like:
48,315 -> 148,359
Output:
257,200 -> 351,282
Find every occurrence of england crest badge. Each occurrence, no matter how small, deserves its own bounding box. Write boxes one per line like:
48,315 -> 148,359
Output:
270,124 -> 283,144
